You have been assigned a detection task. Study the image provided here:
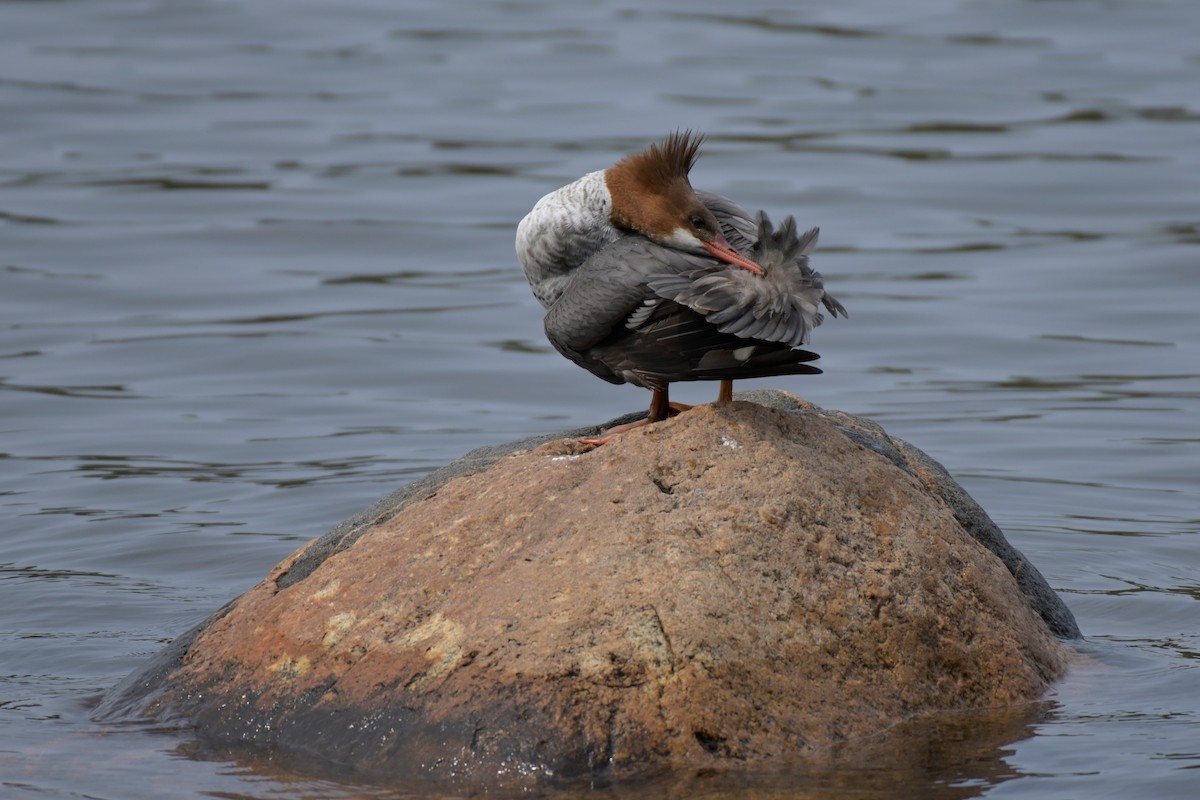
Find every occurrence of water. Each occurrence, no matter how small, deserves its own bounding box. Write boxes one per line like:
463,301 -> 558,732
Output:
1,0 -> 1197,796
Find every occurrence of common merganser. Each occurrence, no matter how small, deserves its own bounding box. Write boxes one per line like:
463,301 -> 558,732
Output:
516,132 -> 845,434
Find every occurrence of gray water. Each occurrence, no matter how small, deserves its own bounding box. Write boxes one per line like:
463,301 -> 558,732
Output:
1,0 -> 1198,797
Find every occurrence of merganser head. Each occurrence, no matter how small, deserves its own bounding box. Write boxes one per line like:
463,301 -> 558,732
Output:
605,132 -> 763,274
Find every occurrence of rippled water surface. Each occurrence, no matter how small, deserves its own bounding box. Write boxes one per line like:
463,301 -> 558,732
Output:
2,0 -> 1198,797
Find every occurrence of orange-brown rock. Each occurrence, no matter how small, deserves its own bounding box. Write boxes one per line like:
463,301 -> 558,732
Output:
98,391 -> 1075,786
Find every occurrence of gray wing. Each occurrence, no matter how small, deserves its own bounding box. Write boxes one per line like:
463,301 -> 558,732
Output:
543,235 -> 821,388
700,191 -> 847,320
586,297 -> 822,390
543,236 -> 705,383
647,212 -> 846,348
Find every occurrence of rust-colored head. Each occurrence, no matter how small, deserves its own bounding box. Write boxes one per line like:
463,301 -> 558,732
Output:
605,132 -> 762,273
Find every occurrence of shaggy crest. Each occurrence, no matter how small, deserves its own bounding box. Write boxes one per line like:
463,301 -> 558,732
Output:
613,130 -> 704,188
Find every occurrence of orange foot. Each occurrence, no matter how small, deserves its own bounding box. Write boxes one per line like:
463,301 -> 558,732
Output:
580,402 -> 697,446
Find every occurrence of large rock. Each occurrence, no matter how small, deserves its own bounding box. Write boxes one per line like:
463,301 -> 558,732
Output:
97,391 -> 1076,786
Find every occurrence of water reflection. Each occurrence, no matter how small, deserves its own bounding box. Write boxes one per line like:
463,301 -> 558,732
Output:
163,703 -> 1051,799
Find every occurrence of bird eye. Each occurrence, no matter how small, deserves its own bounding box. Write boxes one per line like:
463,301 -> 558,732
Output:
689,215 -> 708,231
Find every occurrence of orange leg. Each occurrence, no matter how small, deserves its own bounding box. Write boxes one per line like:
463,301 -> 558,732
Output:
582,386 -> 682,446
717,380 -> 733,403
648,386 -> 670,422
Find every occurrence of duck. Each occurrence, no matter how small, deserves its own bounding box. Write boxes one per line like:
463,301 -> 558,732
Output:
516,132 -> 845,436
